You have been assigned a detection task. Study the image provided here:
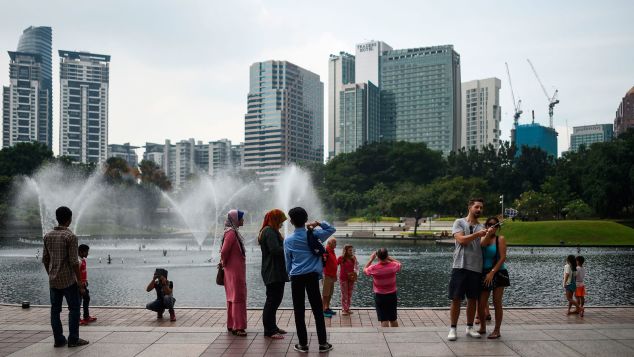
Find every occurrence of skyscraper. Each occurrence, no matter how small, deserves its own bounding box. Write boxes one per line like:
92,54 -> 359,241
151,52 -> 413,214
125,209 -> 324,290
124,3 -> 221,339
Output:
336,82 -> 380,154
243,60 -> 324,184
2,51 -> 51,148
355,40 -> 392,86
328,52 -> 355,159
380,45 -> 462,154
17,26 -> 53,149
59,50 -> 110,164
515,123 -> 558,158
461,78 -> 502,150
614,86 -> 634,137
569,124 -> 614,152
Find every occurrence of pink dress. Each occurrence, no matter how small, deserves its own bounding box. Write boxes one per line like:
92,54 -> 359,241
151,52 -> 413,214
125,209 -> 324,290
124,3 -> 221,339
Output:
338,256 -> 357,312
221,228 -> 247,330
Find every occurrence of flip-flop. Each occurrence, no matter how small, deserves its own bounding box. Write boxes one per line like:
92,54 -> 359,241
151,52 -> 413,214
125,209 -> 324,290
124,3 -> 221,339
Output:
233,329 -> 247,337
266,333 -> 285,340
487,332 -> 501,339
276,328 -> 287,335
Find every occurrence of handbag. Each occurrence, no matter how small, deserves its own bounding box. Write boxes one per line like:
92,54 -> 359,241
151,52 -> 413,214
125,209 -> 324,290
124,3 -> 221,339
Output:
216,263 -> 224,286
347,271 -> 358,282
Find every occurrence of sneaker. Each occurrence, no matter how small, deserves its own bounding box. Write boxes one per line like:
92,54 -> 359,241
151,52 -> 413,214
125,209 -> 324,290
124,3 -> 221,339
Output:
87,316 -> 97,322
293,344 -> 309,353
79,319 -> 88,326
169,310 -> 176,322
68,338 -> 89,347
325,308 -> 337,315
447,328 -> 457,341
157,311 -> 163,319
323,311 -> 333,318
53,339 -> 67,348
319,343 -> 333,353
466,326 -> 481,338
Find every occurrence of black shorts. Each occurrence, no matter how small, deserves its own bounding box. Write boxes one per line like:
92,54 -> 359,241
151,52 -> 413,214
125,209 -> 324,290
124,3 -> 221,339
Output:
481,268 -> 511,291
374,292 -> 398,322
448,268 -> 482,300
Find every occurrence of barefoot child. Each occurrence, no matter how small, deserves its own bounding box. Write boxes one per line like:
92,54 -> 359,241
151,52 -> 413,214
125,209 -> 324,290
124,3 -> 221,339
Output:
78,244 -> 97,325
563,255 -> 583,316
575,256 -> 586,315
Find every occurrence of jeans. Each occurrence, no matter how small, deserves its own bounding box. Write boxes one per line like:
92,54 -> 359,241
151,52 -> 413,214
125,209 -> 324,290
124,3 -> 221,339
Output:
262,282 -> 285,336
146,295 -> 175,314
81,286 -> 90,319
291,273 -> 327,346
50,283 -> 81,344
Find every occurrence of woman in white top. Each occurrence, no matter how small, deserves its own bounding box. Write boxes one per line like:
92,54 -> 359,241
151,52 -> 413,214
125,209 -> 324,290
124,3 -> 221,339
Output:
563,254 -> 583,316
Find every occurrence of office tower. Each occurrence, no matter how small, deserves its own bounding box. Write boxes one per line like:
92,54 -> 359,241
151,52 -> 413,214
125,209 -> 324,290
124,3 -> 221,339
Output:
16,26 -> 53,148
461,78 -> 502,150
107,143 -> 139,167
59,50 -> 110,163
515,123 -> 558,157
614,86 -> 634,137
569,124 -> 614,152
355,40 -> 392,86
2,51 -> 50,148
328,52 -> 355,159
336,82 -> 380,154
380,45 -> 461,154
244,60 -> 324,184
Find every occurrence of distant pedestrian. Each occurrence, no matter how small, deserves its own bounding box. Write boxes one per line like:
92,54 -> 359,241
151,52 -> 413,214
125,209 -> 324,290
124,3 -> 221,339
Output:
476,217 -> 510,339
364,248 -> 401,327
42,206 -> 89,347
221,209 -> 248,336
338,244 -> 358,315
563,254 -> 583,316
145,268 -> 176,321
575,256 -> 586,313
78,244 -> 97,326
258,209 -> 289,339
447,198 -> 491,341
322,238 -> 338,317
284,207 -> 335,353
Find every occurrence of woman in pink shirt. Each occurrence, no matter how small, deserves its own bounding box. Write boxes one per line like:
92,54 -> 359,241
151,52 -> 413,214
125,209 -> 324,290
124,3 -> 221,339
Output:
363,248 -> 401,327
337,244 -> 358,315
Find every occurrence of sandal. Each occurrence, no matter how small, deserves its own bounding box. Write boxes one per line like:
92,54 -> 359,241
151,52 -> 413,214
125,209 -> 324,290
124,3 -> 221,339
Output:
233,329 -> 247,337
276,328 -> 287,335
487,331 -> 501,339
477,329 -> 486,335
266,333 -> 285,340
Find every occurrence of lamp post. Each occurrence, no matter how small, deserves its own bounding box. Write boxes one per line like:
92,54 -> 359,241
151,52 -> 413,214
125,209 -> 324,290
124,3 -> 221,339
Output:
500,195 -> 504,218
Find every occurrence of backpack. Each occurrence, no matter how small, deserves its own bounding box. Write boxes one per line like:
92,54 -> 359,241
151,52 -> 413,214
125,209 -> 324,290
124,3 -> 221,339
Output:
307,227 -> 326,265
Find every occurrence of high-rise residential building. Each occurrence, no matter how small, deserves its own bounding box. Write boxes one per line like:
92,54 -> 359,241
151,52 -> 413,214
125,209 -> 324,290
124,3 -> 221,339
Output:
327,52 -> 355,159
244,60 -> 324,184
355,40 -> 392,86
208,139 -> 243,176
2,51 -> 51,148
16,26 -> 53,149
107,142 -> 139,167
336,82 -> 380,154
515,123 -> 558,158
614,86 -> 634,137
379,45 -> 462,154
461,78 -> 502,150
59,50 -> 110,164
569,124 -> 614,152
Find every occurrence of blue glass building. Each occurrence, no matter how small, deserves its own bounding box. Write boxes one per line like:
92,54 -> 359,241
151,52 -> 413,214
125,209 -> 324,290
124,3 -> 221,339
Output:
515,123 -> 558,157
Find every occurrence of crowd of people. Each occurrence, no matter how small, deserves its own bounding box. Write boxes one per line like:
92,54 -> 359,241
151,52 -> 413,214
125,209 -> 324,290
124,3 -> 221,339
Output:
40,198 -> 588,352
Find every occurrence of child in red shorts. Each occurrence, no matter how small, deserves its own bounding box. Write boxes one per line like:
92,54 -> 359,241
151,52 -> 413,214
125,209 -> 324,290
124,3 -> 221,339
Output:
575,256 -> 586,315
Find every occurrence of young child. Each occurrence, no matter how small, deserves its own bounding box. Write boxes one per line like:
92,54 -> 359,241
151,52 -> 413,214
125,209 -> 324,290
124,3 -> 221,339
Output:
78,244 -> 97,325
575,256 -> 586,311
337,244 -> 358,316
563,254 -> 583,316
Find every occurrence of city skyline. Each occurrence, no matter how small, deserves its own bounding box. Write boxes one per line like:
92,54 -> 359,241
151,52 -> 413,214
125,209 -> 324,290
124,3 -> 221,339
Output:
1,1 -> 633,157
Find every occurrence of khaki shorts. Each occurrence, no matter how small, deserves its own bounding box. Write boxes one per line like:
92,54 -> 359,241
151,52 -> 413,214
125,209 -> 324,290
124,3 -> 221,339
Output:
322,275 -> 336,297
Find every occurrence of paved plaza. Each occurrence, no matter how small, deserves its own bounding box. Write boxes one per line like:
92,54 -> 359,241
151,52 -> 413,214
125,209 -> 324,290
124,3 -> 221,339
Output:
1,305 -> 634,356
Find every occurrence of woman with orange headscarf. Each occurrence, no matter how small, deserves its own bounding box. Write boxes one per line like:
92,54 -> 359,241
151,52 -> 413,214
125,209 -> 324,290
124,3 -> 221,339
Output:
259,209 -> 288,339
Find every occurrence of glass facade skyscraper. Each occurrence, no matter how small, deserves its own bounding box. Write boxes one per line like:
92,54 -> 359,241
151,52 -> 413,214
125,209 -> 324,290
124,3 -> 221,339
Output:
569,124 -> 613,152
59,50 -> 110,164
337,82 -> 380,154
515,123 -> 558,158
380,45 -> 461,154
17,26 -> 53,149
328,52 -> 355,159
244,60 -> 324,184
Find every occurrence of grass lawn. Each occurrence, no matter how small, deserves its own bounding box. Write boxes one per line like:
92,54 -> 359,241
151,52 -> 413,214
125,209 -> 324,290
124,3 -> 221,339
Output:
500,220 -> 634,246
346,216 -> 400,223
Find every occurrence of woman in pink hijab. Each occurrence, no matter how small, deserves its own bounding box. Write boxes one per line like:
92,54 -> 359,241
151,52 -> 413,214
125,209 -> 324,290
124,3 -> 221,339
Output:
220,209 -> 247,336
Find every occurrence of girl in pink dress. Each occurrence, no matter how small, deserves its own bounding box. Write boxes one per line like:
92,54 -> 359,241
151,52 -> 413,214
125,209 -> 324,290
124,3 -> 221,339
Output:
221,209 -> 247,336
337,244 -> 358,315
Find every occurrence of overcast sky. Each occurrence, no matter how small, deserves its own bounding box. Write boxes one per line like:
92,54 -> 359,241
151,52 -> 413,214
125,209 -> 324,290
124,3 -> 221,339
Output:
1,0 -> 633,156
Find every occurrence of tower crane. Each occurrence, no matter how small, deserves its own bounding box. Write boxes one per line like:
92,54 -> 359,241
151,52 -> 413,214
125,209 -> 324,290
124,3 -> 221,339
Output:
527,59 -> 559,128
505,62 -> 523,127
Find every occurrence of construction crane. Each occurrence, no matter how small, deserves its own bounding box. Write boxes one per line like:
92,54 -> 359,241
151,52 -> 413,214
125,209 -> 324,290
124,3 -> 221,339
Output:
527,59 -> 559,128
505,62 -> 523,127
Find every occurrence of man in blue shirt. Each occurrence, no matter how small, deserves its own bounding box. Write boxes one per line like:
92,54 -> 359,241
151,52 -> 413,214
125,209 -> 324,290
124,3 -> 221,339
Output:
284,207 -> 335,353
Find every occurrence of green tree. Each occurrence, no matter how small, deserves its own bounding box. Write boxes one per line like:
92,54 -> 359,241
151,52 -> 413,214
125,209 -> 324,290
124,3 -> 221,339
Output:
0,142 -> 53,176
564,199 -> 593,220
514,190 -> 556,221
